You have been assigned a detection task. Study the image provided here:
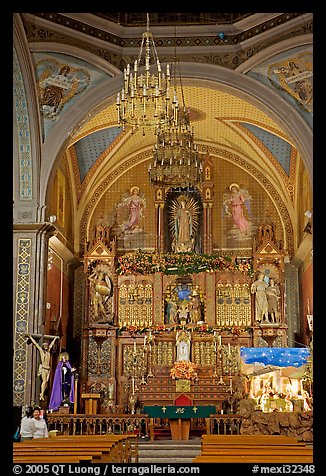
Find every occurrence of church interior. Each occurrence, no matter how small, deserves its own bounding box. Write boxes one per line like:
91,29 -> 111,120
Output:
13,12 -> 313,455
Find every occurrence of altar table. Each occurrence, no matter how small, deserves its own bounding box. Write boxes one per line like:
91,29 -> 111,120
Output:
143,405 -> 216,440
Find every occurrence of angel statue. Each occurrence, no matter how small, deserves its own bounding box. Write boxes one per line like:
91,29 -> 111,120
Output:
223,183 -> 252,235
169,195 -> 200,252
88,266 -> 112,322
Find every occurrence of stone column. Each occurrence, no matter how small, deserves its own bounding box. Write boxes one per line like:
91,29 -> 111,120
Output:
13,223 -> 56,406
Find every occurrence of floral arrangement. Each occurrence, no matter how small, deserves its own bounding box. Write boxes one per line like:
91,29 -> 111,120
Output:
116,251 -> 253,277
117,324 -> 252,336
170,361 -> 198,380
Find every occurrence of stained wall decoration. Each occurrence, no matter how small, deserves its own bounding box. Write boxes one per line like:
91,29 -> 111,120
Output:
13,239 -> 32,406
13,47 -> 33,201
247,46 -> 313,128
33,52 -> 111,139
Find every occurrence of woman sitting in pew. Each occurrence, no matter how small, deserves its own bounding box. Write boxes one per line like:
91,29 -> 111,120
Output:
32,407 -> 48,438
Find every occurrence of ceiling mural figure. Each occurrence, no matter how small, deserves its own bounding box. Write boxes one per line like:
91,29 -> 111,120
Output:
116,186 -> 146,235
223,183 -> 254,242
36,58 -> 90,120
269,52 -> 313,113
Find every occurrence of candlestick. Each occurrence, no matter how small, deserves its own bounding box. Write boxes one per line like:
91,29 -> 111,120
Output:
307,298 -> 310,315
218,335 -> 222,346
228,343 -> 231,355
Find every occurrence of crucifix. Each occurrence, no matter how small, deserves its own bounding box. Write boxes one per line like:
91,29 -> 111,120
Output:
25,330 -> 60,401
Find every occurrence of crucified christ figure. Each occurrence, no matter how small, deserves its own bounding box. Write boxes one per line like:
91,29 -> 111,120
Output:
28,334 -> 59,401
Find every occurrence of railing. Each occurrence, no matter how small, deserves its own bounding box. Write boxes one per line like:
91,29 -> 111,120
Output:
47,414 -> 148,436
210,414 -> 242,434
47,413 -> 242,436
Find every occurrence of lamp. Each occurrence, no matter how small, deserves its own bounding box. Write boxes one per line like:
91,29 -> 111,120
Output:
148,57 -> 203,187
116,13 -> 174,135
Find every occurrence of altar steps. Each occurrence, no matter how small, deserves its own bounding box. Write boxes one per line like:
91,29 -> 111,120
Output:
153,427 -> 205,440
137,438 -> 202,463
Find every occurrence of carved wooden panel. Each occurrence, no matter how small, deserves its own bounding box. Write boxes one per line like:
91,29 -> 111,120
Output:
216,282 -> 251,327
118,282 -> 153,327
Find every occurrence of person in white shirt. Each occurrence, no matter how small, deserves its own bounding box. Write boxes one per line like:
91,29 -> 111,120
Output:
20,406 -> 36,441
32,407 -> 48,438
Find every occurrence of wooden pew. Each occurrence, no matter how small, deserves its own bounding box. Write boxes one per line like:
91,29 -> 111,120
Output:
200,448 -> 313,456
193,455 -> 313,463
193,434 -> 313,463
50,434 -> 133,462
14,455 -> 94,464
14,447 -> 108,463
201,435 -> 306,445
15,434 -> 135,463
15,440 -> 120,463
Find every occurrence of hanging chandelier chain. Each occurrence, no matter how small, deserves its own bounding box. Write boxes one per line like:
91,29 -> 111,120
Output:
116,12 -> 203,186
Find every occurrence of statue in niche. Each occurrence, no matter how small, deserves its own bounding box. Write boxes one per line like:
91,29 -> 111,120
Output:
176,300 -> 191,324
88,266 -> 112,322
189,290 -> 203,323
251,273 -> 269,323
164,297 -> 178,324
176,329 -> 191,362
265,279 -> 281,323
169,195 -> 199,252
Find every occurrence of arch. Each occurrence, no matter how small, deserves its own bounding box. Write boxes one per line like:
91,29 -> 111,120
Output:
39,61 -> 312,210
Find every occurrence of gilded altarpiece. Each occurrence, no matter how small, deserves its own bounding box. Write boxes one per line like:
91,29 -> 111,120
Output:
78,217 -> 287,412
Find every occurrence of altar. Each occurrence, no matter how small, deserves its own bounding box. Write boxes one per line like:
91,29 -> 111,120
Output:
143,405 -> 216,440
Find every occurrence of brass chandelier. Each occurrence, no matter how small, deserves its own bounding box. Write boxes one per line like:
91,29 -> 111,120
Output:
149,109 -> 202,187
116,14 -> 176,134
148,58 -> 203,188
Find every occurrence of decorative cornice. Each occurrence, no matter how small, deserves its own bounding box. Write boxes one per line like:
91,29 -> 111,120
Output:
22,13 -> 312,71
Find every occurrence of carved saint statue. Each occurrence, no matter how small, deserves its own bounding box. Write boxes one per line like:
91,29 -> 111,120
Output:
265,279 -> 281,323
251,273 -> 269,323
88,267 -> 112,321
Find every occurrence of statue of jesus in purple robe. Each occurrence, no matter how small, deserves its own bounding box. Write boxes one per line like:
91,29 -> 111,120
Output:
48,352 -> 75,411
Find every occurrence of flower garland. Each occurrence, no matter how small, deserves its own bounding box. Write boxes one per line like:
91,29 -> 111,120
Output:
116,251 -> 253,277
117,324 -> 252,336
170,361 -> 198,380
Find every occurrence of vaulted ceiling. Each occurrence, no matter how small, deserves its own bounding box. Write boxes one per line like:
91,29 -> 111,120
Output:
15,13 -> 313,259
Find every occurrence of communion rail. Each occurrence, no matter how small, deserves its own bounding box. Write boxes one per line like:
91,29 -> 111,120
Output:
46,413 -> 242,437
47,414 -> 148,436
